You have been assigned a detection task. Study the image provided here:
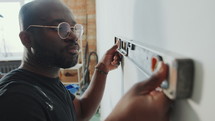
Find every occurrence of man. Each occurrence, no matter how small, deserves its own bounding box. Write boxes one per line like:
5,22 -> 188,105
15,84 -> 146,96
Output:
0,0 -> 171,121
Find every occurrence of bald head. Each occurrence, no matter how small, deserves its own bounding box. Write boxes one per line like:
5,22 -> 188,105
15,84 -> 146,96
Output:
19,0 -> 75,31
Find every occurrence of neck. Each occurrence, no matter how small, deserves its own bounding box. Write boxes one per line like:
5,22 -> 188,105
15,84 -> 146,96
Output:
20,59 -> 60,78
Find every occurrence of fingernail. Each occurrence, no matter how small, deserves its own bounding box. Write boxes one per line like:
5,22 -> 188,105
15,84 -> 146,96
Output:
155,87 -> 163,92
153,62 -> 163,74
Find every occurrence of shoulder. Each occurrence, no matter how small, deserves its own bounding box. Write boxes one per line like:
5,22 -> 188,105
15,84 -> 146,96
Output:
0,80 -> 45,106
0,82 -> 47,121
0,69 -> 27,84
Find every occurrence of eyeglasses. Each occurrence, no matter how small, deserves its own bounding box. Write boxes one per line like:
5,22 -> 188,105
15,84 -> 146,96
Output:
25,22 -> 84,39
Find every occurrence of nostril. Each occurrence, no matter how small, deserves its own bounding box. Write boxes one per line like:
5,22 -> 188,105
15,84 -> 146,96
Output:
63,36 -> 78,43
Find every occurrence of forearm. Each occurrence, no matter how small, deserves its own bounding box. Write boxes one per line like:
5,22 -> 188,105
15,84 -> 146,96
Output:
75,45 -> 121,120
78,63 -> 108,120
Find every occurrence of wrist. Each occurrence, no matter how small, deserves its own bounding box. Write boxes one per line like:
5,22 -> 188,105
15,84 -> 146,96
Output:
95,63 -> 109,75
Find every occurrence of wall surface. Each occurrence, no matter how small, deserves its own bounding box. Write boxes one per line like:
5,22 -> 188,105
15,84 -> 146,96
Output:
96,0 -> 215,121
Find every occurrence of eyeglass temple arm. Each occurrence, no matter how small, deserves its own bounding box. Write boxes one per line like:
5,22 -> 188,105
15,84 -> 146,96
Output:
25,25 -> 59,31
25,24 -> 77,32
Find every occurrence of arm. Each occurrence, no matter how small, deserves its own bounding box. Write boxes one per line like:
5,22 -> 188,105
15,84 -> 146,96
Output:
105,62 -> 172,121
73,44 -> 121,121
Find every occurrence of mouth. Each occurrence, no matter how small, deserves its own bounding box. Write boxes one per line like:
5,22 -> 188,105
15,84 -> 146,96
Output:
67,45 -> 80,55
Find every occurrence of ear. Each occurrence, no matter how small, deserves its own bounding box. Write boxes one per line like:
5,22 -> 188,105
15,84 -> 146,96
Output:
19,31 -> 32,49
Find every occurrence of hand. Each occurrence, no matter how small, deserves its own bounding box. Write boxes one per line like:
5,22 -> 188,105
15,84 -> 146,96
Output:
105,62 -> 172,121
96,44 -> 122,73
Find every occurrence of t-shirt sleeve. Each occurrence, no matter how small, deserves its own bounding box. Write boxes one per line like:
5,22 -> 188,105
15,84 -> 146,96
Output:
68,90 -> 76,100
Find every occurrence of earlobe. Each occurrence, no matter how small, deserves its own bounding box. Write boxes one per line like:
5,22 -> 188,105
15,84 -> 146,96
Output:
19,31 -> 32,48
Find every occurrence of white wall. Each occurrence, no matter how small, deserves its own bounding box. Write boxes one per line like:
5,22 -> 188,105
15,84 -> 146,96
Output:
96,0 -> 215,121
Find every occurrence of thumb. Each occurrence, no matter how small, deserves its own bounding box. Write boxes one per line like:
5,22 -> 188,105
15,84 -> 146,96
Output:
138,62 -> 168,94
106,44 -> 118,54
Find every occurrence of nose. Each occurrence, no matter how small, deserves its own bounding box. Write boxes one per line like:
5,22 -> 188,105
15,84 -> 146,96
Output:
64,32 -> 78,43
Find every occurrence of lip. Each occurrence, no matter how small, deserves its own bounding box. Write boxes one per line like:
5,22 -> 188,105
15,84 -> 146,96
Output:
67,45 -> 80,54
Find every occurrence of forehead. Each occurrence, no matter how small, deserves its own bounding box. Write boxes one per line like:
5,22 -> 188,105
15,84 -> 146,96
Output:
33,2 -> 76,25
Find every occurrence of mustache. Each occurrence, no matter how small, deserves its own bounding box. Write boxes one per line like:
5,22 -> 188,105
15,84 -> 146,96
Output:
65,43 -> 80,52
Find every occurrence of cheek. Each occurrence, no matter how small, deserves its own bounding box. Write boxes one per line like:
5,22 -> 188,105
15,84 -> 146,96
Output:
32,39 -> 63,58
45,32 -> 62,45
37,33 -> 63,50
32,30 -> 67,58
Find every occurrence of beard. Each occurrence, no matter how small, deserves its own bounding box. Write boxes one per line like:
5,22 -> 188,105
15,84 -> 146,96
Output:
31,42 -> 79,69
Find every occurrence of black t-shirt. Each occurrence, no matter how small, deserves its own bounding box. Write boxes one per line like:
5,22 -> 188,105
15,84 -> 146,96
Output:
0,69 -> 77,121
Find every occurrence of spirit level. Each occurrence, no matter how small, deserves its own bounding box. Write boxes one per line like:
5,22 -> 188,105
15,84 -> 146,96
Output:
115,37 -> 194,100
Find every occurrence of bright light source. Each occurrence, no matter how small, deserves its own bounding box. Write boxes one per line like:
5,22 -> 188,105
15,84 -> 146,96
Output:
0,2 -> 23,59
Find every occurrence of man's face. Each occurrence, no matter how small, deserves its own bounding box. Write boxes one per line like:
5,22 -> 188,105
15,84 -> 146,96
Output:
29,3 -> 80,68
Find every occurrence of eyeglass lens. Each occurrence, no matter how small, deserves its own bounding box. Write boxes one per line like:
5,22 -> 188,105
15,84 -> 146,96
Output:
58,22 -> 83,39
74,24 -> 84,39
